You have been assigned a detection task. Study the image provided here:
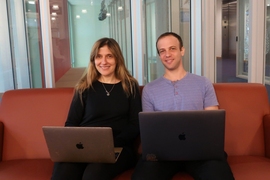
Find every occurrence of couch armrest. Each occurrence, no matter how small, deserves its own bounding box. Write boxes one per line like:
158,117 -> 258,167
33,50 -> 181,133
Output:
0,121 -> 3,161
264,114 -> 270,158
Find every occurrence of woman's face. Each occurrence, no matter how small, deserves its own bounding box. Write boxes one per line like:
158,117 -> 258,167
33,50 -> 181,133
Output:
94,45 -> 117,78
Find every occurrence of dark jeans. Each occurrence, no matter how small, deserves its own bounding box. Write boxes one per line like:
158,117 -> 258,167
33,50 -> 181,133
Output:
51,147 -> 136,180
131,154 -> 234,180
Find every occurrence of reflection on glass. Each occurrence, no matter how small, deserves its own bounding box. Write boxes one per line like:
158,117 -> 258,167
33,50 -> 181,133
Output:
216,0 -> 247,83
25,0 -> 44,88
0,0 -> 44,93
243,3 -> 249,73
0,0 -> 14,94
266,4 -> 270,80
237,0 -> 249,77
49,0 -> 133,84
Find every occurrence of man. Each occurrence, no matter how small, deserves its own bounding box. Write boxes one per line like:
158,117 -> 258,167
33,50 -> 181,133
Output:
132,32 -> 234,180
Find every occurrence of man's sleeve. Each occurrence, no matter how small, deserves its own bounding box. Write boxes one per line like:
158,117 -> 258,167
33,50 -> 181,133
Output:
142,86 -> 155,112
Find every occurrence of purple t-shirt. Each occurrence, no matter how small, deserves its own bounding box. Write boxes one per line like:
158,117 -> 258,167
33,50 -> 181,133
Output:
142,73 -> 218,111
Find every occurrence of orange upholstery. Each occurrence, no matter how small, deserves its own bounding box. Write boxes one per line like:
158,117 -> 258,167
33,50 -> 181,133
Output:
0,88 -> 74,161
264,114 -> 270,158
0,122 -> 3,161
212,83 -> 270,180
0,88 -> 74,180
214,83 -> 269,156
227,156 -> 270,180
0,83 -> 270,180
0,159 -> 53,180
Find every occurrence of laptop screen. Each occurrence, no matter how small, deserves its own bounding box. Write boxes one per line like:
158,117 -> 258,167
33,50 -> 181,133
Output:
139,109 -> 225,161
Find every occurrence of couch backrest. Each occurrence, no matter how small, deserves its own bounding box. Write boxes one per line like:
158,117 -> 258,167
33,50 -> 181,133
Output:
213,83 -> 269,156
0,88 -> 74,161
0,83 -> 269,161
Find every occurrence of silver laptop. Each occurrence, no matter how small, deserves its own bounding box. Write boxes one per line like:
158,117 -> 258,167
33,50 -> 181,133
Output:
42,126 -> 122,163
139,109 -> 225,161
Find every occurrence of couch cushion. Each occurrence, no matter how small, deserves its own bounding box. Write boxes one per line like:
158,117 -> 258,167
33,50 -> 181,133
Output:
228,156 -> 270,180
0,88 -> 74,161
0,159 -> 53,180
213,83 -> 269,156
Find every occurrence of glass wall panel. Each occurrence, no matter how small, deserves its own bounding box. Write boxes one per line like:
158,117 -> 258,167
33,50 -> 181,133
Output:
216,0 -> 247,83
10,0 -> 31,88
266,2 -> 270,84
175,0 -> 190,72
50,0 -> 71,82
25,0 -> 44,88
0,0 -> 14,96
237,0 -> 249,79
144,0 -> 190,83
108,0 -> 132,71
265,1 -> 270,101
52,0 -> 133,80
0,0 -> 44,97
145,0 -> 160,82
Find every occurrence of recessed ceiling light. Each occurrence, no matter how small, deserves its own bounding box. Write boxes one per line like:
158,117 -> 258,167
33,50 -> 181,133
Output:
52,5 -> 59,10
118,6 -> 123,11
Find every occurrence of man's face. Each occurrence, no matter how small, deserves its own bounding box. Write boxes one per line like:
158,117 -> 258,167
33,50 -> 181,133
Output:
157,35 -> 185,71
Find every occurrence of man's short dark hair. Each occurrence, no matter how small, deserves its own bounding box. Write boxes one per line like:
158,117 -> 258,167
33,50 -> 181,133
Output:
156,32 -> 183,55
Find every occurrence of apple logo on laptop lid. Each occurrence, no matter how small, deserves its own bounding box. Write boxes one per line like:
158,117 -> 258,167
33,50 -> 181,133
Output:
178,132 -> 186,140
76,142 -> 84,149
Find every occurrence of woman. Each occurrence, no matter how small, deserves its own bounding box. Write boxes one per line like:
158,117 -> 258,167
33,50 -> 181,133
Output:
51,38 -> 142,180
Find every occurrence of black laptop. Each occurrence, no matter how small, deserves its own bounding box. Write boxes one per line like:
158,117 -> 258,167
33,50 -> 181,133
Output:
139,109 -> 226,161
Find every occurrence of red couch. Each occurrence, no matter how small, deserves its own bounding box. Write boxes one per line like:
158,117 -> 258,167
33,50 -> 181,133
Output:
0,83 -> 270,179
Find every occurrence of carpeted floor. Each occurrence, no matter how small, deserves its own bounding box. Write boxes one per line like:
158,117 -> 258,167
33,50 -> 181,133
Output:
216,56 -> 270,102
216,56 -> 248,83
